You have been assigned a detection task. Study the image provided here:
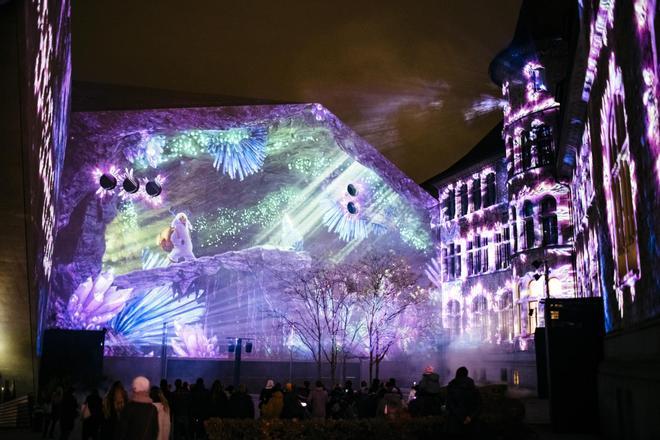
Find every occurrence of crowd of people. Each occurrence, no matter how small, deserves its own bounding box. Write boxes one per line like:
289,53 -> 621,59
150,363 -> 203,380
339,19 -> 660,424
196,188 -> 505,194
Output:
39,366 -> 481,439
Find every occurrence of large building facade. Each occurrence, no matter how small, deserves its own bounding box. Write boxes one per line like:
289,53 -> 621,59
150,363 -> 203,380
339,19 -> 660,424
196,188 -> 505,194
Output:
425,0 -> 578,355
428,0 -> 659,437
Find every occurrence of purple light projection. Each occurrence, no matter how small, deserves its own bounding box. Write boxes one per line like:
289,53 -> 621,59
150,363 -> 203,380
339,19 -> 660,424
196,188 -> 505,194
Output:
571,0 -> 660,331
50,104 -> 436,360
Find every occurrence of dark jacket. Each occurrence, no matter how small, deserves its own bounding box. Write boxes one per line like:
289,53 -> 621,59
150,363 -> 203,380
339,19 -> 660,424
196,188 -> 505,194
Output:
116,400 -> 159,440
229,392 -> 255,419
280,392 -> 305,420
418,372 -> 441,395
446,376 -> 481,422
309,387 -> 328,418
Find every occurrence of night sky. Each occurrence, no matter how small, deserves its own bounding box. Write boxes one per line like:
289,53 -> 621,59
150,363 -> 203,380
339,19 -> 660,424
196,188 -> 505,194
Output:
71,0 -> 521,183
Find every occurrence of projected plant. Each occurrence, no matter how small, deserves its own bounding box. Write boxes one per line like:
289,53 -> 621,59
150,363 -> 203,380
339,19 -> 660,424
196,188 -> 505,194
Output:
105,249 -> 205,355
171,321 -> 219,358
55,272 -> 132,330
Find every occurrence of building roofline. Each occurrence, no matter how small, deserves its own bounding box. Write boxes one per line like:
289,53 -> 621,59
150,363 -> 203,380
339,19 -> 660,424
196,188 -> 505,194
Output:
422,121 -> 505,196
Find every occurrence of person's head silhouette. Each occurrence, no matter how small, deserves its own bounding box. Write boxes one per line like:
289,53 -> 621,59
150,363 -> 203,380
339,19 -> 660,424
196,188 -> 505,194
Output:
456,366 -> 468,378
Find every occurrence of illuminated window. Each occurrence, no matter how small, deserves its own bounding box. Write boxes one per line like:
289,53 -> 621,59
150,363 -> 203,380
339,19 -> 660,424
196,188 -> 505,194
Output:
467,241 -> 474,275
523,201 -> 535,249
521,131 -> 533,170
468,235 -> 489,275
498,292 -> 514,341
541,196 -> 558,245
472,295 -> 488,340
447,300 -> 462,338
485,173 -> 496,207
444,188 -> 456,220
513,369 -> 520,386
495,228 -> 511,269
534,124 -> 554,166
511,208 -> 518,252
548,278 -> 562,296
472,178 -> 482,210
507,137 -> 515,178
443,243 -> 462,281
460,183 -> 469,216
528,300 -> 538,334
601,57 -> 640,296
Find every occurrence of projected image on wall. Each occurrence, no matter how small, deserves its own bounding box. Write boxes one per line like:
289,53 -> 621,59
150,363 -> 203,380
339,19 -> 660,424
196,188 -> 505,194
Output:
48,104 -> 436,360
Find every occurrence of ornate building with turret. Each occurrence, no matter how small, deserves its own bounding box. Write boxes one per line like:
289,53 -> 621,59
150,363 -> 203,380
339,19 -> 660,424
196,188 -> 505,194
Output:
424,1 -> 578,356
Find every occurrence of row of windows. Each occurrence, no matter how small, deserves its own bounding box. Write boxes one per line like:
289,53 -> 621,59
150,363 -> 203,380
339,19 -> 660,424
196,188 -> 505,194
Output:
443,173 -> 497,220
441,196 -> 559,281
442,231 -> 511,281
508,124 -> 554,177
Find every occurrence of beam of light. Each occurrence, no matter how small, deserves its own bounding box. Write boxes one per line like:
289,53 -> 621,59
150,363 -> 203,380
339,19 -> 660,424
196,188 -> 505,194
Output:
464,94 -> 508,121
306,79 -> 448,152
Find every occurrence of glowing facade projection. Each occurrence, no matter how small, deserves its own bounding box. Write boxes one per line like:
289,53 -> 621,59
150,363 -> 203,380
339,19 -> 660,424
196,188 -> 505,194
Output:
48,104 -> 435,359
429,53 -> 577,350
568,0 -> 660,331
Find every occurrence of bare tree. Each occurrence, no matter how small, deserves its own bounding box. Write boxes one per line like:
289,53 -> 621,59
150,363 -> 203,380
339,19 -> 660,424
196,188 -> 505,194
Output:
352,252 -> 427,382
273,262 -> 358,383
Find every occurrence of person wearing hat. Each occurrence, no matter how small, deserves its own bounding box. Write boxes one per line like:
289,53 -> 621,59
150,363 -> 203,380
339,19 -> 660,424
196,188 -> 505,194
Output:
416,366 -> 443,416
116,377 -> 159,440
258,379 -> 275,413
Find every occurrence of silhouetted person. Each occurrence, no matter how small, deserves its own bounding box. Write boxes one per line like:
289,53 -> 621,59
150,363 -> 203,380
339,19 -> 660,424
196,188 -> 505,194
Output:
45,386 -> 63,439
261,383 -> 284,419
117,376 -> 158,440
190,377 -> 209,438
417,365 -> 443,416
229,385 -> 254,419
281,383 -> 305,420
259,379 -> 274,413
377,379 -> 403,417
309,380 -> 328,419
82,388 -> 103,439
297,380 -> 311,402
59,387 -> 78,440
100,381 -> 128,440
446,367 -> 481,438
171,379 -> 191,439
209,380 -> 228,418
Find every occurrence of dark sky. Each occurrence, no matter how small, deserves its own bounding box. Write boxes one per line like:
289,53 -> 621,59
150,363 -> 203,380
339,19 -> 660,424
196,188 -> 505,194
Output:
71,0 -> 521,183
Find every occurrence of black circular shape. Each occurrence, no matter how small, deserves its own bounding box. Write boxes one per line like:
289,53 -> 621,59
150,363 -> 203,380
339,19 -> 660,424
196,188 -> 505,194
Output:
347,183 -> 358,197
347,202 -> 358,214
122,177 -> 140,194
145,181 -> 162,197
99,173 -> 117,190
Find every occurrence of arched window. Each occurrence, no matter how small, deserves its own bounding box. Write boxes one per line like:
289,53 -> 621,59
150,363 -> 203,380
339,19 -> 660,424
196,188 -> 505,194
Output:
444,188 -> 455,220
472,178 -> 482,211
498,292 -> 514,342
472,295 -> 488,340
511,208 -> 518,252
485,173 -> 496,207
523,200 -> 535,249
447,300 -> 462,338
541,196 -> 558,245
521,131 -> 533,170
507,137 -> 515,178
601,59 -> 640,295
460,183 -> 469,216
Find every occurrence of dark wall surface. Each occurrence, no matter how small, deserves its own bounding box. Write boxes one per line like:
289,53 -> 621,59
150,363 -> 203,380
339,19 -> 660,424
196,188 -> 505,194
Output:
0,0 -> 36,396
